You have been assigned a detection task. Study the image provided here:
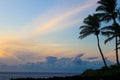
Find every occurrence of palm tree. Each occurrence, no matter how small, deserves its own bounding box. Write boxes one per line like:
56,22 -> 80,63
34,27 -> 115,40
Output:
96,0 -> 118,23
79,14 -> 107,67
101,23 -> 120,65
96,0 -> 120,65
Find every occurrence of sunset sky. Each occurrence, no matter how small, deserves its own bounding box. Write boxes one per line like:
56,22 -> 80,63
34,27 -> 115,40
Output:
0,0 -> 119,68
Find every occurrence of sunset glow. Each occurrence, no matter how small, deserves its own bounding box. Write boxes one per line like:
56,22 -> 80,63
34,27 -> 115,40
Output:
0,0 -> 118,68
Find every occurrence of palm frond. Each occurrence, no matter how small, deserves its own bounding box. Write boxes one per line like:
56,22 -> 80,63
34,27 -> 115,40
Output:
96,0 -> 117,23
118,47 -> 120,49
102,31 -> 115,37
79,14 -> 101,39
117,39 -> 120,45
118,7 -> 120,20
104,35 -> 115,44
118,42 -> 120,45
95,13 -> 105,19
96,6 -> 106,11
80,25 -> 89,29
79,31 -> 93,39
102,14 -> 113,22
97,0 -> 117,12
96,12 -> 112,23
101,26 -> 114,31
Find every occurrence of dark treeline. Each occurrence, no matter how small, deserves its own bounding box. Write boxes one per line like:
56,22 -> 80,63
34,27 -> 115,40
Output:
11,65 -> 120,80
11,76 -> 120,80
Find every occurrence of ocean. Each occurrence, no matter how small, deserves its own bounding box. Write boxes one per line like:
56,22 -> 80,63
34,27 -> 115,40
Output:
0,72 -> 80,80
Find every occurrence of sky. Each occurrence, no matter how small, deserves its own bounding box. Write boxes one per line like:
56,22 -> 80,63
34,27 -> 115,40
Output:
0,0 -> 119,72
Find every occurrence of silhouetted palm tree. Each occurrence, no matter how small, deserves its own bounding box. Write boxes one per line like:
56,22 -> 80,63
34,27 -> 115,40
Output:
79,14 -> 107,67
96,0 -> 118,23
96,0 -> 120,65
101,23 -> 120,48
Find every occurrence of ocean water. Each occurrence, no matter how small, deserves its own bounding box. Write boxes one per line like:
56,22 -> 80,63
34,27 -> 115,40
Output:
0,72 -> 80,80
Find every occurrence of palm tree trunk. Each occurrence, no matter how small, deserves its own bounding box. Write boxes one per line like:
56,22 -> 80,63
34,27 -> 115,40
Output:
96,35 -> 107,67
113,18 -> 119,65
115,35 -> 119,65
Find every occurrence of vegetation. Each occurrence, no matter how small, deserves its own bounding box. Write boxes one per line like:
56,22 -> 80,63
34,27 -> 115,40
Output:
81,65 -> 120,77
96,0 -> 120,65
79,14 -> 107,67
79,13 -> 107,67
79,0 -> 120,66
11,65 -> 120,80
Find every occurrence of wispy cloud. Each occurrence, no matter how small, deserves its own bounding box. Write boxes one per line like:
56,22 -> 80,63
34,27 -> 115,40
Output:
23,0 -> 98,37
0,0 -> 100,65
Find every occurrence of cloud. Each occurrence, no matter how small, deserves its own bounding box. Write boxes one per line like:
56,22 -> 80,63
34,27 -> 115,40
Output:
0,0 -> 100,65
75,53 -> 84,58
86,57 -> 99,60
72,53 -> 84,65
0,53 -> 114,73
46,56 -> 57,64
22,0 -> 98,37
104,51 -> 119,62
0,41 -> 81,65
13,51 -> 41,62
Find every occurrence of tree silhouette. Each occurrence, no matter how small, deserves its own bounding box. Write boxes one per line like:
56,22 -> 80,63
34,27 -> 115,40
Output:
96,0 -> 120,65
79,14 -> 107,67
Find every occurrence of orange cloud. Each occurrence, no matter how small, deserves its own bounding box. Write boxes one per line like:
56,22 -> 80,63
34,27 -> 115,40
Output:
0,0 -> 99,65
105,51 -> 117,62
0,50 -> 6,58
